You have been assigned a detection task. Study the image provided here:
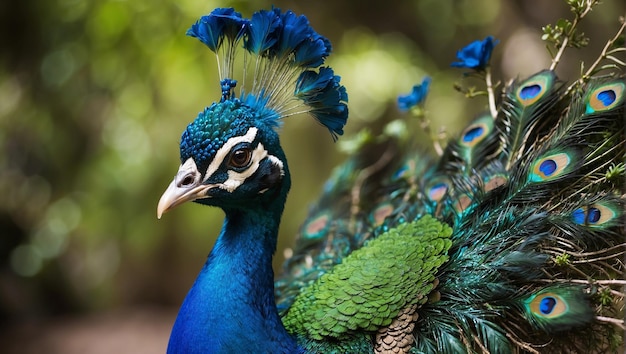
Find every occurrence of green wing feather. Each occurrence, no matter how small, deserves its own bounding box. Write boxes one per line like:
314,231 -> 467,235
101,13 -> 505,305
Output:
283,216 -> 452,340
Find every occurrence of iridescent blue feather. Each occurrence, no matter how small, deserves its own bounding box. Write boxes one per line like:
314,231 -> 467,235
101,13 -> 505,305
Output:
186,7 -> 347,138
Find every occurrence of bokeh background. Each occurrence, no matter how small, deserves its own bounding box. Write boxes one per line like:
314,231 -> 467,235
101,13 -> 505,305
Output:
0,0 -> 623,352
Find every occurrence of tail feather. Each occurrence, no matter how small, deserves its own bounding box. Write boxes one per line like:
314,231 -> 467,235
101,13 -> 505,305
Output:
279,71 -> 625,352
276,14 -> 625,352
498,71 -> 564,170
520,286 -> 595,333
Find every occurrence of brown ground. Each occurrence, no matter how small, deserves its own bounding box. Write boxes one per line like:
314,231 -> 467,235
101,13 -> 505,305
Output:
0,308 -> 176,354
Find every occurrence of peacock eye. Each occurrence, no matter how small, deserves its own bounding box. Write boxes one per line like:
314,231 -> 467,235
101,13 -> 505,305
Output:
229,147 -> 252,168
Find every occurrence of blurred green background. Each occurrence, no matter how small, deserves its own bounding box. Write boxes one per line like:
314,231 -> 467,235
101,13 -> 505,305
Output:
0,0 -> 623,352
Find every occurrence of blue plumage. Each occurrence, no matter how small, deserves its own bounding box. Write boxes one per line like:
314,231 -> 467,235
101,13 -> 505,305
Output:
244,9 -> 281,54
158,6 -> 625,354
187,8 -> 247,52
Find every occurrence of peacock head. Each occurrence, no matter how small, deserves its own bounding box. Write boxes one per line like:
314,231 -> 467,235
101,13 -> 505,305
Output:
157,8 -> 348,218
157,98 -> 289,216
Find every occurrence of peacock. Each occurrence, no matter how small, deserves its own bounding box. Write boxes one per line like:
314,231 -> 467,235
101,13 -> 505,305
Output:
157,5 -> 625,354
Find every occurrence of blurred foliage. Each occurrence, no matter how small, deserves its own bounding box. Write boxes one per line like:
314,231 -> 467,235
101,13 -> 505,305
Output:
0,0 -> 623,327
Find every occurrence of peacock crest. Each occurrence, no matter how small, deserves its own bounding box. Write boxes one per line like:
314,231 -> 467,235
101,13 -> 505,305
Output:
184,7 -> 347,139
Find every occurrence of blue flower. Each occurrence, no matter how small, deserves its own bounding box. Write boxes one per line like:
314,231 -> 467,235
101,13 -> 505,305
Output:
397,77 -> 431,111
451,36 -> 499,70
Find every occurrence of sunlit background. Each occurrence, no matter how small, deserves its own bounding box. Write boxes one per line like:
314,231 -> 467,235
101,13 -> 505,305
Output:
0,0 -> 623,352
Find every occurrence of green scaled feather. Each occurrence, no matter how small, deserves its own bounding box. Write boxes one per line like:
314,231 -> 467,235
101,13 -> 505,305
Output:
282,216 -> 452,340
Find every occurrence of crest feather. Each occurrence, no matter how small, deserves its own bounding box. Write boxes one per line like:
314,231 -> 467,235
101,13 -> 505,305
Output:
187,8 -> 348,139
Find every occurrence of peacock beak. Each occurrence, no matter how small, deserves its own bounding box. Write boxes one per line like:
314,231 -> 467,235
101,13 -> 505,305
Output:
156,180 -> 202,219
157,158 -> 211,219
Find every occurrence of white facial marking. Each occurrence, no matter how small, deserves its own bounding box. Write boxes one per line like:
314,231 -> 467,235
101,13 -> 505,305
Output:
222,143 -> 268,192
203,127 -> 259,181
198,127 -> 286,193
267,155 -> 284,177
256,155 -> 285,194
176,158 -> 201,186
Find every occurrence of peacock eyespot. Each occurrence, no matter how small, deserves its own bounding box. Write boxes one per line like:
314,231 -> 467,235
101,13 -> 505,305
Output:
519,84 -> 541,100
586,82 -> 625,113
571,203 -> 617,226
427,182 -> 449,201
462,126 -> 484,143
515,72 -> 556,106
538,159 -> 557,176
483,175 -> 508,192
529,152 -> 575,182
228,146 -> 253,169
587,207 -> 601,223
597,89 -> 616,106
572,208 -> 585,224
539,296 -> 557,314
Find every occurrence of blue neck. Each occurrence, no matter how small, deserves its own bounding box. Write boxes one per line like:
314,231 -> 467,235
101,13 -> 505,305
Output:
167,189 -> 300,353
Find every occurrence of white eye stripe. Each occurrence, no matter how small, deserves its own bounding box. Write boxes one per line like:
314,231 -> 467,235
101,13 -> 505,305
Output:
203,127 -> 259,182
222,143 -> 269,192
199,127 -> 285,193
